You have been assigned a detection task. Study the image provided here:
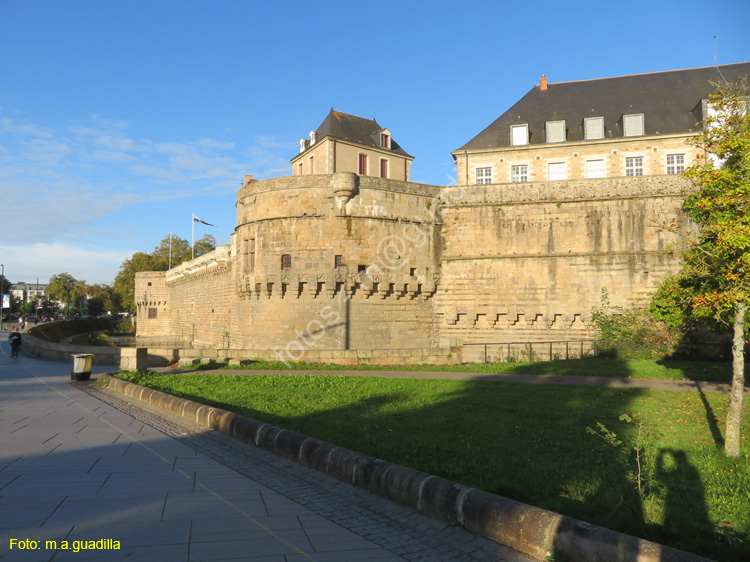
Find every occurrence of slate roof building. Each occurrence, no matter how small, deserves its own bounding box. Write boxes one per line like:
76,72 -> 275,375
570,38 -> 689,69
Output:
452,62 -> 750,186
291,109 -> 414,181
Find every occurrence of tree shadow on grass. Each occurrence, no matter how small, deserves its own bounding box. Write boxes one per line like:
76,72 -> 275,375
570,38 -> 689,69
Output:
137,369 -> 749,561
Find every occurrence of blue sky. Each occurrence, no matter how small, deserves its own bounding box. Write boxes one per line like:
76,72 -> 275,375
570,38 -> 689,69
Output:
1,0 -> 748,286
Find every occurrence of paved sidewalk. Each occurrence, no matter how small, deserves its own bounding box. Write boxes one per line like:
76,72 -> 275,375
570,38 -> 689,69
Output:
0,341 -> 533,562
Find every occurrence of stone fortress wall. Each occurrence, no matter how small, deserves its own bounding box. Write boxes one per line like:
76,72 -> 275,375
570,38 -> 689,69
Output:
136,172 -> 694,360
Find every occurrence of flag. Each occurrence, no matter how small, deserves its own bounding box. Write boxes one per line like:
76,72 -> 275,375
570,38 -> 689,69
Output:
193,214 -> 216,227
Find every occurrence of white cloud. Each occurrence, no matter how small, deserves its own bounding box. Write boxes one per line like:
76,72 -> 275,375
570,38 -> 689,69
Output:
0,112 -> 291,247
0,243 -> 132,285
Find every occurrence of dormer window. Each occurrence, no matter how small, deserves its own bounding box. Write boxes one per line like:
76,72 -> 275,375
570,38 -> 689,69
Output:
380,133 -> 390,149
546,120 -> 565,143
309,130 -> 316,144
623,113 -> 644,137
584,117 -> 604,140
511,124 -> 528,146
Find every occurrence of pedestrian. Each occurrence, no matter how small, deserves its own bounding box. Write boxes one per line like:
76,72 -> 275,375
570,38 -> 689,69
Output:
8,328 -> 22,358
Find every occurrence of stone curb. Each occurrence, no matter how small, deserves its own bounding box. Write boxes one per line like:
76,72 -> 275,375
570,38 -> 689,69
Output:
97,373 -> 713,562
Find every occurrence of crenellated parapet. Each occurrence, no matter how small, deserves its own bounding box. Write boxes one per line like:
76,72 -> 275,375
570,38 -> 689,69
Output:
238,269 -> 439,301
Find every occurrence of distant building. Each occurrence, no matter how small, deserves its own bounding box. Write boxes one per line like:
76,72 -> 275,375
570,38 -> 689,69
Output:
291,109 -> 414,181
10,282 -> 47,304
452,62 -> 750,185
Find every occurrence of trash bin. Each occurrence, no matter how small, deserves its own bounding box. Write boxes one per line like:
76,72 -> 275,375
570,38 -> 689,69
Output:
71,354 -> 94,381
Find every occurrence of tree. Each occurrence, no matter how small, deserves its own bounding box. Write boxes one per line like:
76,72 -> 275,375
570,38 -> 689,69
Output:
86,297 -> 106,318
652,81 -> 749,457
113,252 -> 158,314
47,273 -> 79,316
193,234 -> 216,259
88,283 -> 121,314
37,296 -> 59,319
152,235 -> 192,269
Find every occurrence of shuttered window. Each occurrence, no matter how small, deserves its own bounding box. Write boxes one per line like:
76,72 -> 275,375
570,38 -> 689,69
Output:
585,159 -> 605,178
546,120 -> 565,143
584,117 -> 604,140
511,124 -> 528,146
548,162 -> 566,181
623,114 -> 644,137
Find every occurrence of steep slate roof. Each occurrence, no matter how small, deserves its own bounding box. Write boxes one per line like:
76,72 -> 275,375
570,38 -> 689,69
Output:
300,109 -> 413,158
456,62 -> 750,151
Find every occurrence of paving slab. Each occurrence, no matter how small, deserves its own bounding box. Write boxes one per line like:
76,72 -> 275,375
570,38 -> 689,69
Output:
0,339 -> 535,562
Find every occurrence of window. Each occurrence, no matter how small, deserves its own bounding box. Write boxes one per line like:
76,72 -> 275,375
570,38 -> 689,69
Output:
281,254 -> 292,270
358,154 -> 368,175
548,162 -> 566,181
511,124 -> 528,146
476,167 -> 492,184
584,117 -> 604,140
380,133 -> 390,149
380,159 -> 388,178
245,239 -> 255,272
334,255 -> 344,269
308,155 -> 314,175
511,165 -> 528,183
546,120 -> 565,143
666,154 -> 685,174
623,113 -> 644,137
585,159 -> 605,178
298,162 -> 303,175
625,156 -> 644,176
148,308 -> 157,319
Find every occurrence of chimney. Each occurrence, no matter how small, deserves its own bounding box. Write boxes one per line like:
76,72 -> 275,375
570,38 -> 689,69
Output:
244,174 -> 256,186
540,75 -> 548,91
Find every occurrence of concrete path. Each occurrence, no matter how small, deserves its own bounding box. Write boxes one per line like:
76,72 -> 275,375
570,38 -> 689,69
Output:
157,368 -> 749,394
0,338 -> 533,562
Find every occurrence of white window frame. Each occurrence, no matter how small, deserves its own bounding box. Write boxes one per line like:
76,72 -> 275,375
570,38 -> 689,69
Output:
584,117 -> 604,140
511,124 -> 528,146
623,113 -> 644,137
625,156 -> 644,176
666,153 -> 685,175
585,159 -> 606,178
547,161 -> 567,181
546,120 -> 565,143
511,164 -> 528,183
475,167 -> 492,184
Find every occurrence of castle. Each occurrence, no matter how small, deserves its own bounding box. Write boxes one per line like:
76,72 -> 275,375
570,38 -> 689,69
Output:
135,63 -> 749,364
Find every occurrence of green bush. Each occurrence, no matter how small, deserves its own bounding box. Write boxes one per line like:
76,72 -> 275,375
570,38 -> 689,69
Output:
591,289 -> 680,360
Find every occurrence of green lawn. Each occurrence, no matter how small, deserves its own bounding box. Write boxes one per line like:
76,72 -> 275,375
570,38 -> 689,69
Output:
116,370 -> 750,561
190,357 -> 738,382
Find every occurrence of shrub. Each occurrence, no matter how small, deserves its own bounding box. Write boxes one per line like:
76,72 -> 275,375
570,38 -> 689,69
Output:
591,288 -> 680,360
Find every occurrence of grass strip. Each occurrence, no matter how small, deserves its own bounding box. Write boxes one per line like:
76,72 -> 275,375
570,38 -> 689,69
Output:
189,357 -> 738,382
116,371 -> 749,561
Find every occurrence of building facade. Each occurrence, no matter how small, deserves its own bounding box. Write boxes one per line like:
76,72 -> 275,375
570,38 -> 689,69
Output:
291,110 -> 414,181
135,64 -> 748,361
452,63 -> 750,186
